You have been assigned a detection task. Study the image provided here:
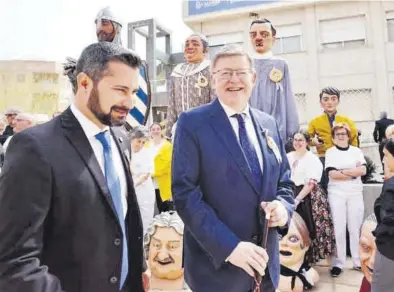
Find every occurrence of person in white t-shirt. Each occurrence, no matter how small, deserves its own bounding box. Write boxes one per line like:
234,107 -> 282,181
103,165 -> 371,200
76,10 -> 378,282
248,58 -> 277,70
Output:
325,123 -> 367,278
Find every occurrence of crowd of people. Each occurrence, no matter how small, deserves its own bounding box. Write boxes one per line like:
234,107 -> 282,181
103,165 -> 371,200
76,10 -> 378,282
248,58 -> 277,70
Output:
0,7 -> 393,292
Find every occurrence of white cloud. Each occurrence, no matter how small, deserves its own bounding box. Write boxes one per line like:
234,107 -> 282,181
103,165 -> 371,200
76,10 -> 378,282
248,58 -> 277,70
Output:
2,0 -> 191,61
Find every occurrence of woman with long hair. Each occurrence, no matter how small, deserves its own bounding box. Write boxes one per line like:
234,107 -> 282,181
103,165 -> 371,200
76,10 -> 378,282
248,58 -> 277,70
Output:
146,123 -> 173,212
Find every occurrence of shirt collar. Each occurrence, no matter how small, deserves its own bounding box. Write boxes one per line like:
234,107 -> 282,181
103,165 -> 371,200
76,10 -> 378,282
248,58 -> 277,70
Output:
70,103 -> 109,139
218,99 -> 251,119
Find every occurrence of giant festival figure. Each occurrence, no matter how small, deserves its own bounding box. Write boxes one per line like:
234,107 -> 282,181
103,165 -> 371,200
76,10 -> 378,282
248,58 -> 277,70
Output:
165,33 -> 213,138
63,6 -> 151,127
144,212 -> 190,291
249,18 -> 299,142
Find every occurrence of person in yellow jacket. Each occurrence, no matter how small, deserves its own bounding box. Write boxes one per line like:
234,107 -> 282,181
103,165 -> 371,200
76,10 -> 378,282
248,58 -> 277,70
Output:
146,122 -> 173,212
308,86 -> 358,189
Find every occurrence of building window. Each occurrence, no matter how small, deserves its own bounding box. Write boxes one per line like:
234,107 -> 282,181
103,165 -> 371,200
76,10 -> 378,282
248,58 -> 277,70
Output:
272,24 -> 302,54
387,11 -> 394,42
207,32 -> 244,59
320,16 -> 366,49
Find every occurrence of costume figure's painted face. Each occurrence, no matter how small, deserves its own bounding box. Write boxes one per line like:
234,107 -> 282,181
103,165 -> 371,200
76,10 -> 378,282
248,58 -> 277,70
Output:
360,220 -> 377,283
86,61 -> 139,127
184,36 -> 206,63
96,19 -> 116,42
320,93 -> 339,115
279,219 -> 309,267
212,55 -> 256,110
148,226 -> 184,280
249,22 -> 276,54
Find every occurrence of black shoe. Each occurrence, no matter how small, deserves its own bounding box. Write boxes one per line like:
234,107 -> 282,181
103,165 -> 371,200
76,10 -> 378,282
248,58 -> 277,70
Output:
330,267 -> 343,277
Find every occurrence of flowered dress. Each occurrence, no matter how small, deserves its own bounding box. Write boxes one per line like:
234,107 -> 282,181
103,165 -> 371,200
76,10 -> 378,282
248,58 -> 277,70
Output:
287,151 -> 337,264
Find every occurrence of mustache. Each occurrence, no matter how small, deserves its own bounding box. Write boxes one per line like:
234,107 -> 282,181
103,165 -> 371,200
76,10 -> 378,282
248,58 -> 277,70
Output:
111,105 -> 130,113
154,255 -> 175,265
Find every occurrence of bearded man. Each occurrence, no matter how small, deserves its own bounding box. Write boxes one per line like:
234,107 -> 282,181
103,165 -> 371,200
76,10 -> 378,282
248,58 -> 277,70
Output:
0,42 -> 149,292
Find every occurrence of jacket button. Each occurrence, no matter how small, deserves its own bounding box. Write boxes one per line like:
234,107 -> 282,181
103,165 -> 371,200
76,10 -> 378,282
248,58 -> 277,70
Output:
114,238 -> 121,246
110,276 -> 118,284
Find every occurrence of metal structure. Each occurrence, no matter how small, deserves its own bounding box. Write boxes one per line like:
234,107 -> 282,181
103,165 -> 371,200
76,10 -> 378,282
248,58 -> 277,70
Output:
127,19 -> 173,124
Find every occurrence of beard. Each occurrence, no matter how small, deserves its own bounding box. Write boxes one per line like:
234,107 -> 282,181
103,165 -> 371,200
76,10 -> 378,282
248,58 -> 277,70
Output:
96,29 -> 115,42
87,86 -> 129,127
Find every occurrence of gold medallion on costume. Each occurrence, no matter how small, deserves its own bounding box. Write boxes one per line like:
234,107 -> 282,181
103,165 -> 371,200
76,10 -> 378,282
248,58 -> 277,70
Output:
266,131 -> 282,163
269,67 -> 283,83
196,75 -> 208,87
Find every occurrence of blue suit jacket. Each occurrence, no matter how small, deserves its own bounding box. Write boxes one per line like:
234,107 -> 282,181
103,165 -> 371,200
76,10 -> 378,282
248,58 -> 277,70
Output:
172,99 -> 295,292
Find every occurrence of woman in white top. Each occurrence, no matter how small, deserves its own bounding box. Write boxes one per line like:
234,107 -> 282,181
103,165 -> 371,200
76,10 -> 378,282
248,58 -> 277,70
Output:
129,126 -> 156,236
287,130 -> 336,266
325,123 -> 367,277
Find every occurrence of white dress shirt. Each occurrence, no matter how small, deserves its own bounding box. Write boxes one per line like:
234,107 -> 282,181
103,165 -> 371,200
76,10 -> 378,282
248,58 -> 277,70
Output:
219,100 -> 264,172
70,104 -> 128,218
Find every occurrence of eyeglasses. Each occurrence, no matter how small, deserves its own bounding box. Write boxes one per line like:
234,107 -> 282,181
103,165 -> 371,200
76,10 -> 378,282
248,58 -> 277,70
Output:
213,69 -> 252,80
293,138 -> 306,143
335,133 -> 348,137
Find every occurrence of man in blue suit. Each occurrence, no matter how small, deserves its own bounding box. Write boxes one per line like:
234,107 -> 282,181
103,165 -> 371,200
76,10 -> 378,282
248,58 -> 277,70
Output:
172,45 -> 295,292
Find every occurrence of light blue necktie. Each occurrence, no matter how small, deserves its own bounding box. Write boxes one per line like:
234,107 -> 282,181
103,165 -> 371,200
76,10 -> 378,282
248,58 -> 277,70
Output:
96,131 -> 128,289
234,113 -> 263,191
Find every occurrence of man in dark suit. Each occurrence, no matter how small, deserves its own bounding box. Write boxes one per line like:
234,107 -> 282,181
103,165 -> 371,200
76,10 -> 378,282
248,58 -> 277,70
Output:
373,111 -> 394,170
0,42 -> 149,292
172,45 -> 295,292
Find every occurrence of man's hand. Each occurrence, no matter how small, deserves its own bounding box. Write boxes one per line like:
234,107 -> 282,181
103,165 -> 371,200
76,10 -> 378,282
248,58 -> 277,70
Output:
142,269 -> 151,291
312,136 -> 324,146
260,200 -> 288,228
227,242 -> 269,278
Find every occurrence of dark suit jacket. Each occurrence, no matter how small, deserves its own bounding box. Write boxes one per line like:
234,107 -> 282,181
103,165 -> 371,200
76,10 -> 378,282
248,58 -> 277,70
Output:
0,125 -> 14,145
373,118 -> 394,143
374,176 -> 394,261
172,99 -> 295,292
0,108 -> 145,292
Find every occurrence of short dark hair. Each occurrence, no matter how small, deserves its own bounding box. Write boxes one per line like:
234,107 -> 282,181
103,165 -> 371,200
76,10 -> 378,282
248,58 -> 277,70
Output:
250,18 -> 276,37
74,42 -> 142,93
293,129 -> 311,143
187,33 -> 209,53
319,86 -> 340,100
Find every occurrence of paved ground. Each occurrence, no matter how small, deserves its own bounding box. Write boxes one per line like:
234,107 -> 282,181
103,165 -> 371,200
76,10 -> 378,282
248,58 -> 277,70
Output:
302,258 -> 363,292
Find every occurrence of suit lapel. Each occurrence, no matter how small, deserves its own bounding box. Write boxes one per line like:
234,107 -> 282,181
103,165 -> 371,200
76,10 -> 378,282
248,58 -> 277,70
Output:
250,109 -> 272,199
110,128 -> 135,201
208,99 -> 259,195
60,107 -> 119,220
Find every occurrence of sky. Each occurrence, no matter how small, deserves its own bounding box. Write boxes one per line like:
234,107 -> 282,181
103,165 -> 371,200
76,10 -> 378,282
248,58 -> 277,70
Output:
1,0 -> 192,62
